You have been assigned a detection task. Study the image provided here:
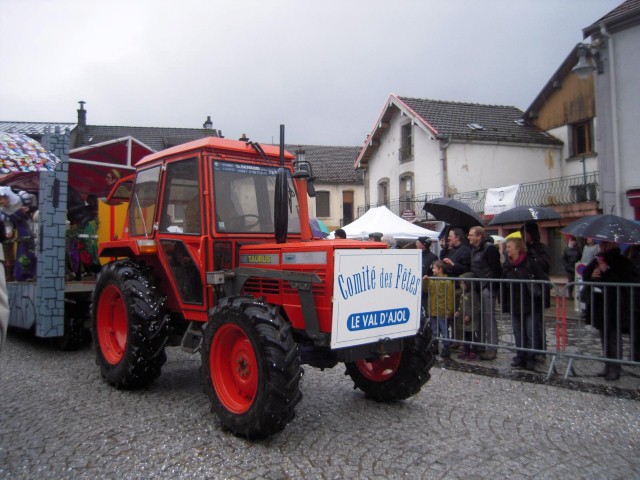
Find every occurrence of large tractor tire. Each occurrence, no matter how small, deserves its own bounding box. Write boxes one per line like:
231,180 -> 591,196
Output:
344,325 -> 435,402
91,260 -> 169,389
201,297 -> 303,439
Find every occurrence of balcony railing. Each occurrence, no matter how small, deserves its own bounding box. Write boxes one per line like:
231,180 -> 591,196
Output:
356,172 -> 599,218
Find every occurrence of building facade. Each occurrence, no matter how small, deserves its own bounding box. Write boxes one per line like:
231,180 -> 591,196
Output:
582,0 -> 640,219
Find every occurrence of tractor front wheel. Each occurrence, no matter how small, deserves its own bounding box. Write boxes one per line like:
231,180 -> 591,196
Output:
201,297 -> 302,439
345,326 -> 434,402
91,260 -> 169,389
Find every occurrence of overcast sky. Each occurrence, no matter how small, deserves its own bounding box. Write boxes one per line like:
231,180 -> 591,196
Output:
0,0 -> 622,147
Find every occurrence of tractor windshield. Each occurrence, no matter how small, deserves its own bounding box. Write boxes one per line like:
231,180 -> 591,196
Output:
213,160 -> 301,234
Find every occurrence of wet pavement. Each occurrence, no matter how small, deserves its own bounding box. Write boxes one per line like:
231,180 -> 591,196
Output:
1,329 -> 639,479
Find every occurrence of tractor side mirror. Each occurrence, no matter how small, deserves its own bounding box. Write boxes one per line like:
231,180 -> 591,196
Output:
293,160 -> 316,198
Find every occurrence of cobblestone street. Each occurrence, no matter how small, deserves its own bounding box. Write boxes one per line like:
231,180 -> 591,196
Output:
1,329 -> 639,480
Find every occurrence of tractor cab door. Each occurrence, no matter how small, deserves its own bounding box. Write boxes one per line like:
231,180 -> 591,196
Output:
153,157 -> 207,319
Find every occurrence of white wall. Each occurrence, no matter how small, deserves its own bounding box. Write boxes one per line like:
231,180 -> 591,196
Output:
615,26 -> 640,218
546,124 -> 599,178
593,22 -> 640,218
366,113 -> 441,204
445,142 -> 563,194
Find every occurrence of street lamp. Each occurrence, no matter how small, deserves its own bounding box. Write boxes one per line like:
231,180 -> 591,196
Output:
572,43 -> 603,80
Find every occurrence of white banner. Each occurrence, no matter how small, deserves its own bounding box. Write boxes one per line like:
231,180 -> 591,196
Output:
484,184 -> 520,215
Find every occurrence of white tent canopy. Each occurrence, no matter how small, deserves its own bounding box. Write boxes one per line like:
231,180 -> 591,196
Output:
329,206 -> 440,240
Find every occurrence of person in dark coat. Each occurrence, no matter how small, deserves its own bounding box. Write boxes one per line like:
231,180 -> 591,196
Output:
417,236 -> 438,278
441,227 -> 471,278
468,226 -> 502,360
520,222 -> 551,355
502,237 -> 548,370
582,242 -> 636,380
562,236 -> 581,299
521,222 -> 551,274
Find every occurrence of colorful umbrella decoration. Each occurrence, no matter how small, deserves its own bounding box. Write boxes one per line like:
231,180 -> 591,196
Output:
0,132 -> 61,173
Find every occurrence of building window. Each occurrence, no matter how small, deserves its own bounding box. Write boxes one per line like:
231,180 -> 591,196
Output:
400,174 -> 414,211
570,183 -> 598,202
400,124 -> 413,162
342,190 -> 354,225
571,120 -> 593,157
377,179 -> 389,207
316,191 -> 330,217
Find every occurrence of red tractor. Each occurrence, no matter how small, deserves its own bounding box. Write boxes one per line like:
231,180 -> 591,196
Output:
92,127 -> 434,438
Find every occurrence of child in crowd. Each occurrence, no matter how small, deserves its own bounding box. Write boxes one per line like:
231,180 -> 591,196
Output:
454,272 -> 481,360
423,260 -> 454,357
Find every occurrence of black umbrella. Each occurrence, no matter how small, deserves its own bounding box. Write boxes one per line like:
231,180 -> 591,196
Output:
423,197 -> 482,228
488,205 -> 560,226
562,214 -> 640,245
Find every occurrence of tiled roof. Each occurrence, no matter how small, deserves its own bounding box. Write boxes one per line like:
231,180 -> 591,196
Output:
285,144 -> 362,184
583,0 -> 640,36
398,97 -> 562,146
79,125 -> 221,152
0,121 -> 76,138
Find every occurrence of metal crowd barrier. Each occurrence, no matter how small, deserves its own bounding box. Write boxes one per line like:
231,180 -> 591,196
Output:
558,281 -> 639,381
424,276 -> 640,382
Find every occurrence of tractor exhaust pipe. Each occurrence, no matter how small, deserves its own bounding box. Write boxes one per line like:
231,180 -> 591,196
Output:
274,124 -> 288,244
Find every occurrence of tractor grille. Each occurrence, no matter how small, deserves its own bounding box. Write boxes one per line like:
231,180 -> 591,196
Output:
242,269 -> 327,297
243,277 -> 280,295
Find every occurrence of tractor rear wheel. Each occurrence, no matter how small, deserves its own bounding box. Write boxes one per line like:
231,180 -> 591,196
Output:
201,297 -> 303,439
344,325 -> 434,402
91,260 -> 169,389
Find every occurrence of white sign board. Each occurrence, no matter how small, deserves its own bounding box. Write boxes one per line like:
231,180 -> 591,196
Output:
484,184 -> 519,215
331,249 -> 421,349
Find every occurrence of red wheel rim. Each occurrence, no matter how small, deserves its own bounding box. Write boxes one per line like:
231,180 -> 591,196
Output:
355,352 -> 402,381
210,323 -> 258,414
96,284 -> 128,365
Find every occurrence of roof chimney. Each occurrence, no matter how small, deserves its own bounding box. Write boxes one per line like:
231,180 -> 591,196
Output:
77,101 -> 87,146
203,115 -> 213,129
239,133 -> 249,142
77,101 -> 87,129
